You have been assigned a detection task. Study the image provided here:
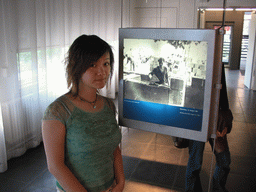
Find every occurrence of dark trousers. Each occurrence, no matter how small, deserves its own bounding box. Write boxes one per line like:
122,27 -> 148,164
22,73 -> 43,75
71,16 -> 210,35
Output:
185,139 -> 231,192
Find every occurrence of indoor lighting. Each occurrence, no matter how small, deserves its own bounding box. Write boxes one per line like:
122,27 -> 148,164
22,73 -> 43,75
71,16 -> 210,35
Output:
235,8 -> 256,11
205,8 -> 234,11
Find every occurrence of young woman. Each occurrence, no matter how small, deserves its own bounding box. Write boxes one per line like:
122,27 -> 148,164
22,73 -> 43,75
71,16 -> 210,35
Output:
42,35 -> 125,192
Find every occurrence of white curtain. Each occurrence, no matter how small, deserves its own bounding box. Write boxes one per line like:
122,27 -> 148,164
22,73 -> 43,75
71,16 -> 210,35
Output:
0,0 -> 121,173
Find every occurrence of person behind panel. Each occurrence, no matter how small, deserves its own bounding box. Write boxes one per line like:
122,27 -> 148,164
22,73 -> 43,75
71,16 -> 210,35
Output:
185,64 -> 233,192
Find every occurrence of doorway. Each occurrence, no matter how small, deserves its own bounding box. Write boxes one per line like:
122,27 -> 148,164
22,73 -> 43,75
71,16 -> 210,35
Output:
199,9 -> 248,70
205,23 -> 233,67
214,25 -> 233,67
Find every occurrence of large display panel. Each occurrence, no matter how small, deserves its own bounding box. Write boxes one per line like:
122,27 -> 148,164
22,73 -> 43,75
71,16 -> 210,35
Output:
119,28 -> 218,142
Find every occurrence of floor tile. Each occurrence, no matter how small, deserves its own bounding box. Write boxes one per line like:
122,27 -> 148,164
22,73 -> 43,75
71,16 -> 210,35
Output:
0,178 -> 26,192
121,140 -> 151,159
122,156 -> 141,180
1,158 -> 47,184
226,173 -> 256,192
162,146 -> 183,164
123,181 -> 175,192
229,141 -> 256,156
171,166 -> 186,190
228,131 -> 254,145
232,112 -> 246,122
155,134 -> 174,146
21,170 -> 56,192
245,114 -> 256,124
231,121 -> 250,133
122,128 -> 156,143
230,155 -> 256,176
130,160 -> 180,189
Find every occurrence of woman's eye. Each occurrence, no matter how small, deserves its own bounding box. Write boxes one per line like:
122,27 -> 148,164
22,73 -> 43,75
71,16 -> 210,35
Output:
105,62 -> 110,66
91,64 -> 96,67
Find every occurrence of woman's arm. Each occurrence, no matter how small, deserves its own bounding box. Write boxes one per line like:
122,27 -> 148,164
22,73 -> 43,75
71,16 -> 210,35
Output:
42,120 -> 88,192
112,146 -> 125,192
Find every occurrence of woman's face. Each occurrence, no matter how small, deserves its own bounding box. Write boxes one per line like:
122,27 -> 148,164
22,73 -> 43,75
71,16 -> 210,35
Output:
79,52 -> 111,91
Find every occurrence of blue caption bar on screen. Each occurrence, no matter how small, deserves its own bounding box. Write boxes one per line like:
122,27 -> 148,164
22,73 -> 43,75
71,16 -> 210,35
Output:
123,99 -> 203,131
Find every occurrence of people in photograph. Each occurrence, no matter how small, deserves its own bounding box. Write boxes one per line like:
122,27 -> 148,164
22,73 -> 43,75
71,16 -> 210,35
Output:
124,54 -> 134,72
42,35 -> 125,192
149,58 -> 168,85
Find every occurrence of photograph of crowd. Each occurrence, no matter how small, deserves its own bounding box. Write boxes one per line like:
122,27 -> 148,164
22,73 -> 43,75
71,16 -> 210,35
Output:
123,38 -> 208,110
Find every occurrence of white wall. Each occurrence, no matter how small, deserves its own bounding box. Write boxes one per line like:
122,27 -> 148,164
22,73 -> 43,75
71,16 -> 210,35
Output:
122,0 -> 197,28
245,12 -> 256,90
122,0 -> 256,29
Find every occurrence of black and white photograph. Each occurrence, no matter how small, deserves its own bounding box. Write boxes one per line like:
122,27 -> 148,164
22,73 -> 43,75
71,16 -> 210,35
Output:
123,38 -> 208,109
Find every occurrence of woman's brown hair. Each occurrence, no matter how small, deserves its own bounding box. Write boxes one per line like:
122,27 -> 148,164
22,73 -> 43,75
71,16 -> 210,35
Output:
65,35 -> 114,97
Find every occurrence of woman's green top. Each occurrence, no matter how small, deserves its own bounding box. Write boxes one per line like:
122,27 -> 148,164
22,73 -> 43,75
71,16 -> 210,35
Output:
43,95 -> 121,192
